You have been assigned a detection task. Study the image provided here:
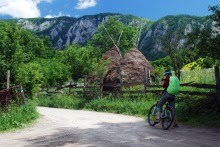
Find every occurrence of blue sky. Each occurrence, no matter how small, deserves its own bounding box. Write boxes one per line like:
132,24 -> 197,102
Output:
0,0 -> 219,20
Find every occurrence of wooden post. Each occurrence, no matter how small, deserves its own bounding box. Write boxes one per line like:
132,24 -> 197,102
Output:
119,72 -> 123,97
7,70 -> 10,89
100,77 -> 103,98
215,66 -> 220,101
148,70 -> 152,84
5,70 -> 10,107
83,76 -> 87,97
144,68 -> 148,94
21,85 -> 26,104
47,85 -> 49,93
69,81 -> 72,94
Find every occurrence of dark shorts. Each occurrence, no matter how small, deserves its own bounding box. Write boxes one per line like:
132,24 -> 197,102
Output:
156,91 -> 176,114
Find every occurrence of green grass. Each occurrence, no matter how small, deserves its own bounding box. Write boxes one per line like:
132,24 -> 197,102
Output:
179,86 -> 215,93
176,96 -> 220,127
36,94 -> 86,109
84,95 -> 157,117
181,68 -> 215,84
0,100 -> 39,132
180,114 -> 220,127
36,93 -> 220,128
36,94 -> 158,117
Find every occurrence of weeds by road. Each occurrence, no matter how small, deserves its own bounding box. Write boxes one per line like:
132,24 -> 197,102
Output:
0,100 -> 39,132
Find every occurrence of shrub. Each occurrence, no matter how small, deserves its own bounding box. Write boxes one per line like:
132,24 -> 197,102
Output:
0,100 -> 38,132
85,95 -> 157,117
16,62 -> 44,96
36,95 -> 86,109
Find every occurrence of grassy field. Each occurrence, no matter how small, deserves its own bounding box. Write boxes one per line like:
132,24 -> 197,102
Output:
36,94 -> 158,117
0,100 -> 39,132
84,95 -> 157,117
181,68 -> 215,84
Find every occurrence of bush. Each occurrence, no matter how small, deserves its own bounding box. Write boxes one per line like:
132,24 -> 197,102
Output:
36,94 -> 157,117
0,100 -> 38,132
176,95 -> 220,127
85,95 -> 157,117
16,62 -> 44,96
36,95 -> 86,109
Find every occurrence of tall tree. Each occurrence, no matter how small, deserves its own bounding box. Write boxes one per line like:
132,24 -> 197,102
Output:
0,22 -> 53,92
63,45 -> 107,81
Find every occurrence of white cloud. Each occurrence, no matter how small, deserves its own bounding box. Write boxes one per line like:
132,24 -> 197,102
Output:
0,0 -> 53,18
75,0 -> 97,9
74,15 -> 80,18
45,12 -> 70,18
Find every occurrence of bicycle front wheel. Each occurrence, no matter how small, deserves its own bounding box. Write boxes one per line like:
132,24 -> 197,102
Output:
161,107 -> 174,130
147,104 -> 157,126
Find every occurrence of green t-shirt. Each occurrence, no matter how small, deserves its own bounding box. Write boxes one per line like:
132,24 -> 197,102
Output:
167,76 -> 180,95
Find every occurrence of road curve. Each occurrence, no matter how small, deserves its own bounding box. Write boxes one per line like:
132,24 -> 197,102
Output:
0,107 -> 219,147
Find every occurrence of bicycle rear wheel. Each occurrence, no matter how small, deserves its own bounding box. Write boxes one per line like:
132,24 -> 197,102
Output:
147,104 -> 157,126
161,107 -> 174,130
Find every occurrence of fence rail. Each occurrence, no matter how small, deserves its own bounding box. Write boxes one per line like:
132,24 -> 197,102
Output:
55,81 -> 216,98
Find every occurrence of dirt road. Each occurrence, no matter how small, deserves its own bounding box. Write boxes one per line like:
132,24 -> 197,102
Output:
0,107 -> 219,147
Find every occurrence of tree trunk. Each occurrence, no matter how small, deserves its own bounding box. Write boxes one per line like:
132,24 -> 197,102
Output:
215,66 -> 220,101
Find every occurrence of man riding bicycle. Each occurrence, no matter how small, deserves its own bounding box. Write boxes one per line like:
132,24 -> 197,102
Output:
155,70 -> 180,127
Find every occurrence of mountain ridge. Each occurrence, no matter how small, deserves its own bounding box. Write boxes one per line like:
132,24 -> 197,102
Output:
2,13 -> 214,60
15,13 -> 152,49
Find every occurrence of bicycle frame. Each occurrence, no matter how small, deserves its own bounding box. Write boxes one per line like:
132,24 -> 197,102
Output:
161,102 -> 171,119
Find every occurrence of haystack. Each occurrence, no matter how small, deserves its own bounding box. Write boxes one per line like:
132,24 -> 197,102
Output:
102,46 -> 153,90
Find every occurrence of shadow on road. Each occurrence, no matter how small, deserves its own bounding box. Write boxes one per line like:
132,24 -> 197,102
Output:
24,120 -> 220,147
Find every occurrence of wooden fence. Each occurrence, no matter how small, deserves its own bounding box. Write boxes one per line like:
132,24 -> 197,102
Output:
55,66 -> 219,98
56,80 -> 216,98
0,85 -> 25,109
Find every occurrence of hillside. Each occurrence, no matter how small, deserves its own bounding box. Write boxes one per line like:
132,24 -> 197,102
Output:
13,13 -> 214,60
138,15 -> 212,60
16,13 -> 153,49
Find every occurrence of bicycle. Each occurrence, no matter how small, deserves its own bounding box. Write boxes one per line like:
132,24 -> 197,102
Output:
147,99 -> 175,130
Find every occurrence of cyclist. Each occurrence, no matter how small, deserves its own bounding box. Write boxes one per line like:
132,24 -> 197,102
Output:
155,70 -> 179,127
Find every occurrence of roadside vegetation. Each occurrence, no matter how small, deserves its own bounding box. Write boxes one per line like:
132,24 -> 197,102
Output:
0,100 -> 39,132
36,92 -> 220,128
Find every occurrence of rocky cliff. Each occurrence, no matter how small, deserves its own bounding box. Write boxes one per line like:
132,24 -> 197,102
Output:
138,15 -> 212,60
17,13 -> 152,49
15,13 -> 214,60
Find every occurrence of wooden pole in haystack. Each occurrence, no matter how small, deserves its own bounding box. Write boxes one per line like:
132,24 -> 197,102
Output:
102,22 -> 122,57
136,24 -> 143,47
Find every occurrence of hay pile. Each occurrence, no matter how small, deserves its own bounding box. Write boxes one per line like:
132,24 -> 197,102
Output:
103,46 -> 153,85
